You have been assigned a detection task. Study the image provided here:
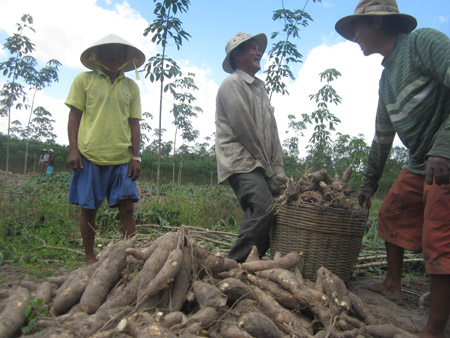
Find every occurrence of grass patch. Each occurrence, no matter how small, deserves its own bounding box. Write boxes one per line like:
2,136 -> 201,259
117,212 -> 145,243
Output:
0,172 -> 242,277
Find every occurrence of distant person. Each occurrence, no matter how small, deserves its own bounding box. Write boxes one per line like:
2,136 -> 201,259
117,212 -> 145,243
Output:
215,32 -> 288,263
65,34 -> 145,265
46,149 -> 55,174
335,1 -> 450,337
39,149 -> 50,174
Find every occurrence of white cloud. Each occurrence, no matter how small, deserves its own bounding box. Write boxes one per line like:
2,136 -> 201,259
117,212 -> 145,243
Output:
439,15 -> 449,24
0,0 -> 154,69
270,41 -> 394,156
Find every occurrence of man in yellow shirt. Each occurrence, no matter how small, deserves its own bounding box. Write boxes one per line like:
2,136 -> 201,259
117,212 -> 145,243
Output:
65,35 -> 145,265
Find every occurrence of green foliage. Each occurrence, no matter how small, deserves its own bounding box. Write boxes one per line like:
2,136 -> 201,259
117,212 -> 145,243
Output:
302,69 -> 342,171
143,0 -> 192,194
0,14 -> 60,174
145,54 -> 182,83
131,181 -> 241,230
265,7 -> 313,98
0,172 -> 82,275
22,298 -> 49,335
144,0 -> 191,50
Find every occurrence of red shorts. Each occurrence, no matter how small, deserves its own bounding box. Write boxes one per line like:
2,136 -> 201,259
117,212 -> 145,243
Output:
378,169 -> 450,274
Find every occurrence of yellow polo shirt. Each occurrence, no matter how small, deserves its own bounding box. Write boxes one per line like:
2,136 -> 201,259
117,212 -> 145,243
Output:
65,69 -> 141,165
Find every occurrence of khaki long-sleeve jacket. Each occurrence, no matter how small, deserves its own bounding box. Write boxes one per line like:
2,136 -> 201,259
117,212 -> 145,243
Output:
215,69 -> 284,184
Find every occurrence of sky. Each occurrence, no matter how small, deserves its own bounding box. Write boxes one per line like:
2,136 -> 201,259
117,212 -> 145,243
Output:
1,0 -> 450,158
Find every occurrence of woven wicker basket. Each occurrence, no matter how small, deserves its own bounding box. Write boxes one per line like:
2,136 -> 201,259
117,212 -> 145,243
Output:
270,203 -> 368,283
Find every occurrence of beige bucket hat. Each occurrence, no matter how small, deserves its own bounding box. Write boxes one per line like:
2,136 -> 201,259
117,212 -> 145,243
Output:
222,32 -> 267,74
80,34 -> 145,72
335,0 -> 417,41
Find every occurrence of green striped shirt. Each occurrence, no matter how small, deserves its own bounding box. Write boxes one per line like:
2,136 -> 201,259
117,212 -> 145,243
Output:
361,28 -> 450,193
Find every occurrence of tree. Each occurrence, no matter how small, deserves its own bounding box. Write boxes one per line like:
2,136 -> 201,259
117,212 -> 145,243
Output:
23,60 -> 61,173
332,132 -> 369,187
283,113 -> 309,160
168,73 -> 202,183
264,0 -> 321,99
303,68 -> 342,171
0,14 -> 35,174
140,111 -> 154,150
143,0 -> 191,194
0,14 -> 60,175
12,106 -> 56,143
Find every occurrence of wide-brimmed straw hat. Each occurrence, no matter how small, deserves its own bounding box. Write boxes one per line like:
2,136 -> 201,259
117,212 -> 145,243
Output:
335,0 -> 417,41
222,32 -> 267,74
80,34 -> 145,72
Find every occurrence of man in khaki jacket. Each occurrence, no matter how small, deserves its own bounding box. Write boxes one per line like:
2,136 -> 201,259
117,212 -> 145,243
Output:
215,32 -> 287,263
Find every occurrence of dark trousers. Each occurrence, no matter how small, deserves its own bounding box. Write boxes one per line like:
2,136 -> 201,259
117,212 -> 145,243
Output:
227,169 -> 274,263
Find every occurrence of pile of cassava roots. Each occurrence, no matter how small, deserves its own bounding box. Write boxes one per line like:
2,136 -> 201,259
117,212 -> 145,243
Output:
0,226 -> 417,338
273,167 -> 359,212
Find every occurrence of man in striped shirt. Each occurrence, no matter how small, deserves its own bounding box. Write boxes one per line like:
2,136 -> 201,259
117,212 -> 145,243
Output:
336,1 -> 450,337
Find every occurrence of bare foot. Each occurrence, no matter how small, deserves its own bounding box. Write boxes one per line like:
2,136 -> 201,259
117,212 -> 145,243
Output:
367,282 -> 403,300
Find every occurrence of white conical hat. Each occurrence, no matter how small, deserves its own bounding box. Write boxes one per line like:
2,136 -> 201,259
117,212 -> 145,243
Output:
80,34 -> 145,72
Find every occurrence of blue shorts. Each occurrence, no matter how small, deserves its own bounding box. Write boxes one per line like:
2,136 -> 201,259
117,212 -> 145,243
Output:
68,156 -> 139,209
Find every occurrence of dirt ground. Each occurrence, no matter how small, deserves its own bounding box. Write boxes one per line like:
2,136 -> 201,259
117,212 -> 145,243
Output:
1,264 -> 449,337
347,271 -> 450,337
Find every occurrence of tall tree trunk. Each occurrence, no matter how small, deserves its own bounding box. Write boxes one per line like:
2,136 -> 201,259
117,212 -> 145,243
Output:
172,127 -> 178,184
24,89 -> 37,174
177,155 -> 183,185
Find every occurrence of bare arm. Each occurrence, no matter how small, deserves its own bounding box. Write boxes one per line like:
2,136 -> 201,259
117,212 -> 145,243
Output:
67,106 -> 83,171
128,118 -> 141,180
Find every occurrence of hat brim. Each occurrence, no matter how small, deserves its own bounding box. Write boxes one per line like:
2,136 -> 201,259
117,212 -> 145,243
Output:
80,36 -> 145,72
335,13 -> 417,41
222,33 -> 268,74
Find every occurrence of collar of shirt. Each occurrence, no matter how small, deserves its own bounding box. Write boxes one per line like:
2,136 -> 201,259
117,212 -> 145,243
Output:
234,69 -> 267,90
234,69 -> 257,84
94,68 -> 125,80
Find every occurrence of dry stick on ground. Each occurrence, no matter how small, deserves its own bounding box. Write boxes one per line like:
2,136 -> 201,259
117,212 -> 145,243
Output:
354,258 -> 423,271
37,237 -> 85,256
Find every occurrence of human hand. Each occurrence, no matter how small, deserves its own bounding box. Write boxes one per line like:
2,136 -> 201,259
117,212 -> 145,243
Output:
68,149 -> 83,171
357,189 -> 373,209
276,173 -> 289,184
267,175 -> 281,197
128,159 -> 141,181
425,156 -> 450,185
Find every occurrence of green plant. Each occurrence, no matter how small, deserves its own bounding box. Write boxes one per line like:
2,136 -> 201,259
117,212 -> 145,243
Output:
21,298 -> 48,335
143,0 -> 191,195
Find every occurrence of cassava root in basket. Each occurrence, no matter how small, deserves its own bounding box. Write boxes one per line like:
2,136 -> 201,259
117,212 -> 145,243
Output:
273,166 -> 359,212
0,226 -> 419,338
